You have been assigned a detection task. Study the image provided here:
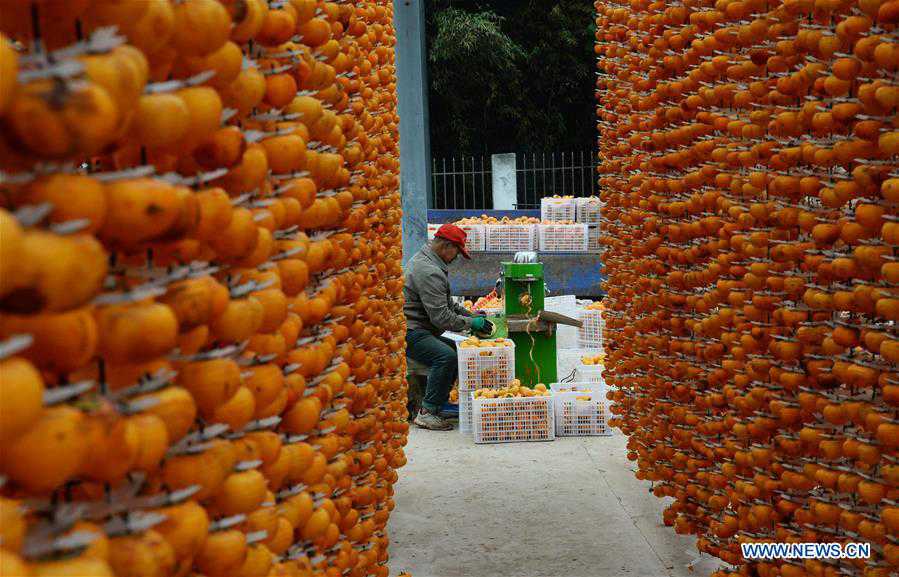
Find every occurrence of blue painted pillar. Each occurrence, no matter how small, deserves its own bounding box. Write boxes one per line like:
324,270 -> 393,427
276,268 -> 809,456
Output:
394,0 -> 432,266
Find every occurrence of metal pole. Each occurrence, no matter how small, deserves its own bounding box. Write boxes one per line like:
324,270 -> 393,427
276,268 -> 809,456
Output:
561,152 -> 566,196
481,155 -> 486,209
542,152 -> 546,201
452,156 -> 457,209
461,156 -> 466,209
431,156 -> 437,207
396,0 -> 432,266
551,152 -> 555,195
580,150 -> 585,197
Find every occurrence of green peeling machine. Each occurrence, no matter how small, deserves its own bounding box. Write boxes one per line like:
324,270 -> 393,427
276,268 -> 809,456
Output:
501,253 -> 582,388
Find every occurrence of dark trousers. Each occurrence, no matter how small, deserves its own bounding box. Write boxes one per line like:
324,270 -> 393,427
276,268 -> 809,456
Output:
406,329 -> 458,412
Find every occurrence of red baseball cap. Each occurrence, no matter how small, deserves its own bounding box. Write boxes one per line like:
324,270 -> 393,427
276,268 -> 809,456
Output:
435,223 -> 471,259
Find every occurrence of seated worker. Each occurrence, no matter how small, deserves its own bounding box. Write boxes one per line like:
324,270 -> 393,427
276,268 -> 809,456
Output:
404,224 -> 492,430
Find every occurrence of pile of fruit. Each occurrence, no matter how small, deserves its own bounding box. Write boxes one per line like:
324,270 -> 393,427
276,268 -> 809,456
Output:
463,291 -> 504,312
458,337 -> 514,349
458,338 -> 515,392
454,216 -> 541,225
472,382 -> 549,399
0,1 -> 408,576
472,383 -> 554,444
596,0 -> 898,575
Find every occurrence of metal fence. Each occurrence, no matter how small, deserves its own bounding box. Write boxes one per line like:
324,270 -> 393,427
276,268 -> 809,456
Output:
430,156 -> 492,210
516,151 -> 597,209
430,150 -> 597,210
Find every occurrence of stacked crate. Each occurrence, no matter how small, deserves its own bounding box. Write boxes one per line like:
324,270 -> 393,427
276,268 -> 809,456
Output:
484,224 -> 538,252
472,395 -> 555,443
540,197 -> 577,222
537,223 -> 589,252
457,340 -> 516,433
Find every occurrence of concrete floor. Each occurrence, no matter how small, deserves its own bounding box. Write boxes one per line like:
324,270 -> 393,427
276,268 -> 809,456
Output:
388,429 -> 728,577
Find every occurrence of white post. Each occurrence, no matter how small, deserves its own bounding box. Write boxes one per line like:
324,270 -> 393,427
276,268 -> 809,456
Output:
491,153 -> 517,209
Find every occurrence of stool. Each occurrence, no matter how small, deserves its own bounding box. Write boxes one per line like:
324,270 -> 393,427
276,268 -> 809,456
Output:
405,357 -> 429,420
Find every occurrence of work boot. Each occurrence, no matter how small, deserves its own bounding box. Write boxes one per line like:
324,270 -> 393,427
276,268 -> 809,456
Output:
413,408 -> 453,430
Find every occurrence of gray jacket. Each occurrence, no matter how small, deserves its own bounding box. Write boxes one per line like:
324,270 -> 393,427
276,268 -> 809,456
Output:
404,245 -> 474,334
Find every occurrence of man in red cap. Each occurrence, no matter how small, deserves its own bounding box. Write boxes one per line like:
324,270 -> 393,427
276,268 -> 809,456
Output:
404,223 -> 492,430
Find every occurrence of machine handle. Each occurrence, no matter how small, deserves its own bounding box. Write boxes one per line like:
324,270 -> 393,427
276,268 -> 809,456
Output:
537,310 -> 583,328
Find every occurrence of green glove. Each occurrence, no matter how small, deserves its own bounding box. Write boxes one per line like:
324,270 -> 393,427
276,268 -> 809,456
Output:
471,317 -> 488,332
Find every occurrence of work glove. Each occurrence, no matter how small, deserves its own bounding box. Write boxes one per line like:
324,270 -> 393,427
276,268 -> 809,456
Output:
471,317 -> 491,333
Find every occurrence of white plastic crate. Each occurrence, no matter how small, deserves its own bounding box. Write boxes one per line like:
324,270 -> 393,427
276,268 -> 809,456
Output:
537,224 -> 589,252
455,223 -> 486,252
587,224 -> 601,252
556,349 -> 603,383
484,224 -> 537,252
545,295 -> 580,350
459,391 -> 473,434
577,365 -> 605,385
576,197 -> 602,224
426,223 -> 485,252
457,341 -> 515,391
545,295 -> 577,309
540,197 -> 576,222
578,308 -> 604,349
556,349 -> 584,383
472,396 -> 555,444
550,381 -> 598,393
553,389 -> 612,437
479,307 -> 504,317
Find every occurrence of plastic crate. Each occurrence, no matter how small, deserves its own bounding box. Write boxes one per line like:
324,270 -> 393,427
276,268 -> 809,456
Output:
472,396 -> 555,444
537,224 -> 588,252
459,391 -> 473,434
484,224 -> 537,252
577,365 -> 605,385
578,308 -> 604,349
576,197 -> 602,224
553,389 -> 612,437
427,223 -> 485,252
546,295 -> 580,350
550,381 -> 599,393
457,340 -> 516,391
545,295 -> 577,309
556,349 -> 603,383
587,224 -> 601,252
455,223 -> 486,252
540,197 -> 576,222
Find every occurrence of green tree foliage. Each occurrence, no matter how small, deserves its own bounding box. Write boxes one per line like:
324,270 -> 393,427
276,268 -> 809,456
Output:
426,0 -> 596,157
